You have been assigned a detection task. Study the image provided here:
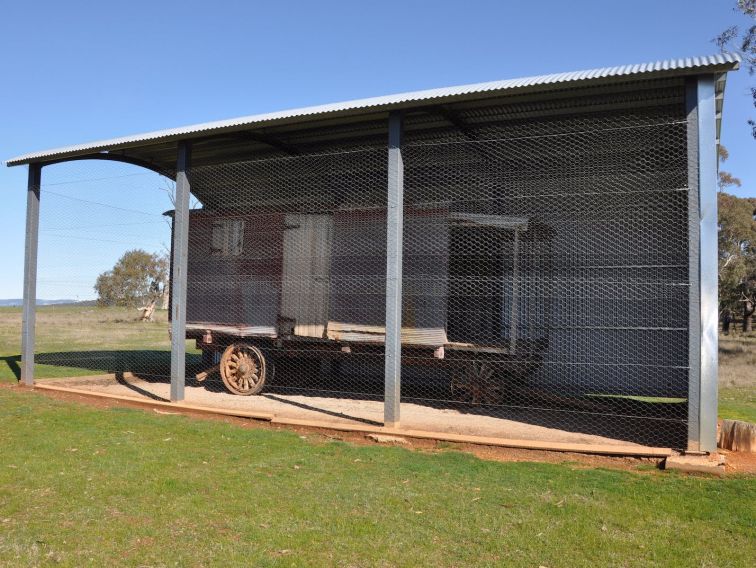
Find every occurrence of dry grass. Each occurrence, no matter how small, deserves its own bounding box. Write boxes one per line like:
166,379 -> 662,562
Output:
719,330 -> 756,423
719,331 -> 756,388
0,305 -> 198,382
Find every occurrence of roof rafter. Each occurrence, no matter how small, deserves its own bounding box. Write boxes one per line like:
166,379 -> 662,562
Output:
41,152 -> 175,179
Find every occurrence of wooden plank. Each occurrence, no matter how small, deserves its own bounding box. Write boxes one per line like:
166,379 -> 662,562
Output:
327,321 -> 447,346
270,417 -> 674,457
186,323 -> 278,337
32,383 -> 275,421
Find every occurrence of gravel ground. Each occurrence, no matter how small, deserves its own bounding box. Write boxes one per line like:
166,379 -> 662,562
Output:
37,374 -> 658,449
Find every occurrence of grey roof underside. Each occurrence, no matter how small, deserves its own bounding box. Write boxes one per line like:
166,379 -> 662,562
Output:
5,53 -> 740,171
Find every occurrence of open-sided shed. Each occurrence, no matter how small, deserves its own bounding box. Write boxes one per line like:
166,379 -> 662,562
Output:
8,53 -> 740,452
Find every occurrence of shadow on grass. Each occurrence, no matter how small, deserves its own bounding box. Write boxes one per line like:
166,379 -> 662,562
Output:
2,355 -> 21,379
2,350 -> 199,382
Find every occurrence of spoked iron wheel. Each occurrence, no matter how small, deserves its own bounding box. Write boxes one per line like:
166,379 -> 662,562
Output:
220,343 -> 267,395
450,360 -> 503,406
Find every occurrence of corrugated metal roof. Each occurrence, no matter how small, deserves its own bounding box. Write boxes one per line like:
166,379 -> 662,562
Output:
5,53 -> 740,166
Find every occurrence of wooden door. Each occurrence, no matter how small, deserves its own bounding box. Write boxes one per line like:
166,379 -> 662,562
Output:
280,214 -> 333,338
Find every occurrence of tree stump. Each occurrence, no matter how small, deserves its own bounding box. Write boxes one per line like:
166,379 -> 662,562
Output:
139,300 -> 157,322
718,419 -> 756,452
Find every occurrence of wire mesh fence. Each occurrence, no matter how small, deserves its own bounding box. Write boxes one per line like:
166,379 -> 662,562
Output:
33,160 -> 177,383
24,80 -> 693,448
187,146 -> 389,402
399,94 -> 690,448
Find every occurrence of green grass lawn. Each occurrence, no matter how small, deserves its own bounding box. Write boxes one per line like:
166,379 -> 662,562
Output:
718,386 -> 756,423
0,387 -> 754,567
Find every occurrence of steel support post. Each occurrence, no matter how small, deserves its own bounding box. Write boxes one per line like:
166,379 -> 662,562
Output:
697,76 -> 719,452
170,141 -> 192,402
509,228 -> 520,353
384,111 -> 404,427
686,76 -> 718,452
21,163 -> 42,386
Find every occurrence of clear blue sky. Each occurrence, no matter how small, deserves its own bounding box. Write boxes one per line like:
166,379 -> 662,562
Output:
1,0 -> 754,299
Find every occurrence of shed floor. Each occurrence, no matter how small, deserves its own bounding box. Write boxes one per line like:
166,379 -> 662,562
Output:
36,374 -> 675,451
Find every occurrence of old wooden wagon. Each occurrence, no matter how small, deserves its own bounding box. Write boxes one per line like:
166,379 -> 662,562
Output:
183,204 -> 552,399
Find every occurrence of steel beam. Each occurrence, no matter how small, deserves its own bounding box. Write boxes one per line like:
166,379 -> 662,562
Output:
685,79 -> 701,451
45,152 -> 174,179
686,76 -> 718,452
510,228 -> 520,354
433,106 -> 500,165
384,111 -> 404,427
696,76 -> 719,452
170,141 -> 192,402
238,131 -> 300,156
21,164 -> 42,386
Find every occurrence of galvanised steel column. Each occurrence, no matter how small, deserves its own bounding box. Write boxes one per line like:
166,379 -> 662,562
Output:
686,76 -> 718,452
696,76 -> 719,452
20,163 -> 42,386
170,141 -> 191,402
384,111 -> 404,427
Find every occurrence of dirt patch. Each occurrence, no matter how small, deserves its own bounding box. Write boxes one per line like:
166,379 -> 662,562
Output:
3,382 -> 676,473
720,449 -> 756,475
33,374 -> 672,451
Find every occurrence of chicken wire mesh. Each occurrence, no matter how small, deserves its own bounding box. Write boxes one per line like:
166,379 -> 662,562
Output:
25,80 -> 694,448
400,87 -> 690,448
187,146 -> 389,402
32,160 -> 178,384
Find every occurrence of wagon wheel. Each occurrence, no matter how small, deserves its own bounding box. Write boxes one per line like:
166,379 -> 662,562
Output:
220,343 -> 267,396
450,360 -> 503,406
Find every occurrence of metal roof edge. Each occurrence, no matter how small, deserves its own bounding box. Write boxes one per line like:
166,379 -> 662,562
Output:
5,52 -> 741,167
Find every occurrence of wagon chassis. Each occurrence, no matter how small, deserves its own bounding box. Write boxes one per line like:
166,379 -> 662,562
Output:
187,325 -> 545,404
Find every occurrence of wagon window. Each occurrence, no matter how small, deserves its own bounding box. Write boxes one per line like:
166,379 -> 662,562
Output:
211,219 -> 244,257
